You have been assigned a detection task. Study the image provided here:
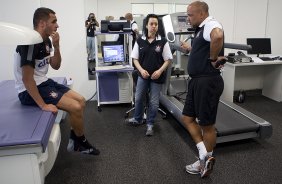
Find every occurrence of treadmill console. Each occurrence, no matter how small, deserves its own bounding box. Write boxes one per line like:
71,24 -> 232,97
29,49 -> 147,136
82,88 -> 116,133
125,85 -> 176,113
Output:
162,12 -> 193,42
175,15 -> 191,34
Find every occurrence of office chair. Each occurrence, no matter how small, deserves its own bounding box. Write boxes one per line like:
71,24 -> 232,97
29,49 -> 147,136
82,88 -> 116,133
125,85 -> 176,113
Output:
125,71 -> 167,121
125,70 -> 138,117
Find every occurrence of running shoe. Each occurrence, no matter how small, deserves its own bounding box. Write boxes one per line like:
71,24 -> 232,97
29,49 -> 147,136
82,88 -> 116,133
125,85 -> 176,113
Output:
185,160 -> 201,174
200,156 -> 215,178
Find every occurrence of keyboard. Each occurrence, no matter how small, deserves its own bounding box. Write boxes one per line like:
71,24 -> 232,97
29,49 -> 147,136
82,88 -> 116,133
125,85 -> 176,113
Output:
96,65 -> 133,71
259,57 -> 273,61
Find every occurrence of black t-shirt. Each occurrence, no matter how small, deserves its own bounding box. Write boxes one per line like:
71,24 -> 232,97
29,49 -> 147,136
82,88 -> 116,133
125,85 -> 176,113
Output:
16,39 -> 52,68
131,21 -> 137,46
85,19 -> 97,37
188,26 -> 222,77
14,39 -> 52,93
136,36 -> 167,83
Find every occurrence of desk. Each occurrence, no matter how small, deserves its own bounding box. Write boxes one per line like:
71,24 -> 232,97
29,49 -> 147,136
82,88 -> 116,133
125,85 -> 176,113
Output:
94,32 -> 134,111
96,64 -> 134,111
221,59 -> 282,102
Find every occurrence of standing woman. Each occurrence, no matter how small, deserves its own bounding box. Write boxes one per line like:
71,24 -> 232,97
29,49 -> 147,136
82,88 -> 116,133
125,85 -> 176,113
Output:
126,14 -> 173,136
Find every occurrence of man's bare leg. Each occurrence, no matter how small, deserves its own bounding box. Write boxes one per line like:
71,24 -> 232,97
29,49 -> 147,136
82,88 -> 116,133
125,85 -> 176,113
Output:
56,90 -> 100,155
57,92 -> 85,136
182,115 -> 203,144
201,125 -> 216,152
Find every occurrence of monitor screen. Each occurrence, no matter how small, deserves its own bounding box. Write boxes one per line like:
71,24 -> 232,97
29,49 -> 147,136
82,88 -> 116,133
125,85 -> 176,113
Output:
177,16 -> 187,23
177,16 -> 187,25
247,38 -> 271,57
101,42 -> 124,64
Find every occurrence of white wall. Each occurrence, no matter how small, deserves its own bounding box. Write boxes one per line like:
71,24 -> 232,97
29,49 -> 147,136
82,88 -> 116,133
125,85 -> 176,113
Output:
84,0 -> 98,22
206,0 -> 235,44
0,0 -> 40,80
1,0 -> 282,99
266,0 -> 282,55
85,0 -> 131,22
233,0 -> 268,44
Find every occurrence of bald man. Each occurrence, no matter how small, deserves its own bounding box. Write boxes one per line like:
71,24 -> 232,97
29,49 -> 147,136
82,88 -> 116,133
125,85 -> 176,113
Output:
180,1 -> 225,178
125,13 -> 139,48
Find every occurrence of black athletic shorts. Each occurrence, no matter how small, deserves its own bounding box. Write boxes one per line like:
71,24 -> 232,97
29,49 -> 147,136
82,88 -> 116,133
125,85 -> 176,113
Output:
18,79 -> 70,106
182,75 -> 224,126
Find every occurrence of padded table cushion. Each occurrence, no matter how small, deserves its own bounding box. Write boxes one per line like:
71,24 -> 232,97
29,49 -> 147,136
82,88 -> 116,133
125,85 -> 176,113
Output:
0,77 -> 66,151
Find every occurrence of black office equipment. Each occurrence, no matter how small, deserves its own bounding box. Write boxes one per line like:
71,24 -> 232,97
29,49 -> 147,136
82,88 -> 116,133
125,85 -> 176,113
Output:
259,57 -> 274,61
247,38 -> 271,57
101,20 -> 131,33
227,51 -> 253,63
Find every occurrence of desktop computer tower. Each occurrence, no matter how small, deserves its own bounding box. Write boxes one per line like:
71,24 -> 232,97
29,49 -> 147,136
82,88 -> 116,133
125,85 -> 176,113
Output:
118,72 -> 132,103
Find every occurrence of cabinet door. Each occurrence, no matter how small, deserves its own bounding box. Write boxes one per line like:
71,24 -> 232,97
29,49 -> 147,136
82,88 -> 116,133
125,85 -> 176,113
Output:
98,73 -> 119,102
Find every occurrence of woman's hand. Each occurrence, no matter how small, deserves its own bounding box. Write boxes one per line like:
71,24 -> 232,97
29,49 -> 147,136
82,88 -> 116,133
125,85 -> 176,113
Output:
151,69 -> 162,80
140,69 -> 150,79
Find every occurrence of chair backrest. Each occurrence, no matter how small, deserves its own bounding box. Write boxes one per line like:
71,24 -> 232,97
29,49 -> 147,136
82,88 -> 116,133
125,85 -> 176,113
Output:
161,62 -> 173,95
132,70 -> 138,85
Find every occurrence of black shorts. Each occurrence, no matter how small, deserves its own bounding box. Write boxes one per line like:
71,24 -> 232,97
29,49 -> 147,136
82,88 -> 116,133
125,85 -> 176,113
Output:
182,75 -> 224,126
18,79 -> 70,106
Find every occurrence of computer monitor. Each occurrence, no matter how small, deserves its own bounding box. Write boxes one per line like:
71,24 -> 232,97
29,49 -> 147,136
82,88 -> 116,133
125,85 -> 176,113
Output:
101,41 -> 125,65
247,38 -> 271,57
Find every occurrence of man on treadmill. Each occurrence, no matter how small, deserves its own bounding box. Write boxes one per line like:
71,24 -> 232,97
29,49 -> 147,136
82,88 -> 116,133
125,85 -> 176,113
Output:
180,1 -> 225,178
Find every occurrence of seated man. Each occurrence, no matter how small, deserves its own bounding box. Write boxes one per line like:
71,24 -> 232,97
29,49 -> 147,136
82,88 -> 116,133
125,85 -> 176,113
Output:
14,7 -> 99,155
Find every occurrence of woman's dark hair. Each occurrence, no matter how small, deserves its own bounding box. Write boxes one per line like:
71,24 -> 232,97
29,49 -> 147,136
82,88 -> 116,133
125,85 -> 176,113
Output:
143,14 -> 159,38
33,7 -> 55,28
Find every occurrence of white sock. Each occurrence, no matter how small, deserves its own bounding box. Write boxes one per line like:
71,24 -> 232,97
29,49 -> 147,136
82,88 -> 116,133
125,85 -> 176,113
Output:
207,151 -> 213,157
196,141 -> 207,160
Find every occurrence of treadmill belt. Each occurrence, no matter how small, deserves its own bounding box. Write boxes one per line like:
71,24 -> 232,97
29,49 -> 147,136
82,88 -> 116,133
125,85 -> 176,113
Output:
216,103 -> 259,136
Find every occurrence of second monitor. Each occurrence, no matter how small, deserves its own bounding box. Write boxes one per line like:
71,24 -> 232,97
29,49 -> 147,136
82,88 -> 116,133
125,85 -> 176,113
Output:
247,38 -> 271,57
101,41 -> 125,65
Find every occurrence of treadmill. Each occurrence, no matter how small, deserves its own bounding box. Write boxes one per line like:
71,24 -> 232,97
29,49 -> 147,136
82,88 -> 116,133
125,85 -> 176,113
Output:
160,13 -> 272,143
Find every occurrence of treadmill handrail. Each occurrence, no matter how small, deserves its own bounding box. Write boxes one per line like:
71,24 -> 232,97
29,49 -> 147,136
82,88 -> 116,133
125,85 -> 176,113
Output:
224,43 -> 252,51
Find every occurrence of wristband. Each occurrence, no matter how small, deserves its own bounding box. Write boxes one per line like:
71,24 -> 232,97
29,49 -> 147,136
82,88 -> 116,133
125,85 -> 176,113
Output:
208,58 -> 217,62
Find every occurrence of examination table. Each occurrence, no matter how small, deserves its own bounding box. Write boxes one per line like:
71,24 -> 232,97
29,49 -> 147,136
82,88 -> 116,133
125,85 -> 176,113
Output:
0,77 -> 66,184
